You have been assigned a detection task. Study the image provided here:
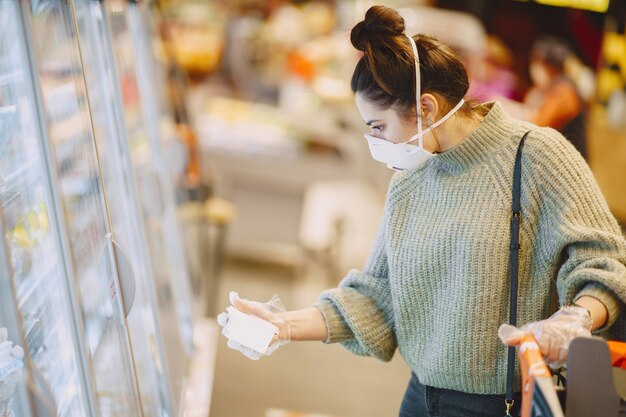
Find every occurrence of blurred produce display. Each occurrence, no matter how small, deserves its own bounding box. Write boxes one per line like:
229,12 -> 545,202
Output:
159,1 -> 226,78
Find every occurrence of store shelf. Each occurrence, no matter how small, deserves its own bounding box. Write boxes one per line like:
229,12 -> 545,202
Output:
44,81 -> 84,121
204,146 -> 349,193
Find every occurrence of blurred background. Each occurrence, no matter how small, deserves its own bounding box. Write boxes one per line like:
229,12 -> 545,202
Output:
1,1 -> 625,417
153,1 -> 626,416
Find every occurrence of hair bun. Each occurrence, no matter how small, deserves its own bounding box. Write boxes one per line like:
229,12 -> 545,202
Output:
351,5 -> 406,53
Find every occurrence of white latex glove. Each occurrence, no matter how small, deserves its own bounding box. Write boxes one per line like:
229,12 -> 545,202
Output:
498,306 -> 592,369
217,292 -> 291,360
0,328 -> 25,417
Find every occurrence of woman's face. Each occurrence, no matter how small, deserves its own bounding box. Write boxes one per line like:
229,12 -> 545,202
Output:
355,92 -> 417,144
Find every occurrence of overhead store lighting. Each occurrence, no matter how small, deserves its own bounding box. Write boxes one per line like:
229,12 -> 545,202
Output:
533,0 -> 610,12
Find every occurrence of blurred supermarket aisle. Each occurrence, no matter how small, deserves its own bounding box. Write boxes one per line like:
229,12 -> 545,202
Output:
208,258 -> 411,417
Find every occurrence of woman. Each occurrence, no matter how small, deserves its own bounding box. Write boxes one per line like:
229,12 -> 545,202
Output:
501,36 -> 589,160
218,5 -> 626,416
523,37 -> 588,159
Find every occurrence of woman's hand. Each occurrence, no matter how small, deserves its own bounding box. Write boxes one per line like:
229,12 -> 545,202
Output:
217,292 -> 291,360
498,306 -> 592,369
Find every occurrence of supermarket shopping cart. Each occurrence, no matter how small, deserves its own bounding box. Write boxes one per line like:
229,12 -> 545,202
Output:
519,334 -> 626,417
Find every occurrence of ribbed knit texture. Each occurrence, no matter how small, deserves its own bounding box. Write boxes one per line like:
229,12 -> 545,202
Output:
315,101 -> 626,394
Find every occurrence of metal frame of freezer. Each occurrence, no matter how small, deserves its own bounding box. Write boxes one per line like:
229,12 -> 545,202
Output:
102,1 -> 196,413
72,0 -> 179,415
0,1 -> 98,415
1,0 -> 202,415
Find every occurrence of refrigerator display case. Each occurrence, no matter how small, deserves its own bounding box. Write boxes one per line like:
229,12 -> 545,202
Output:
105,0 -> 195,412
22,0 -> 143,415
0,0 -> 92,417
136,6 -> 189,189
0,1 -> 93,416
73,0 -> 175,416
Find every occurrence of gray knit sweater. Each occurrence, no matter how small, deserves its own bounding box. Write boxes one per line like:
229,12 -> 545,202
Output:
315,101 -> 626,394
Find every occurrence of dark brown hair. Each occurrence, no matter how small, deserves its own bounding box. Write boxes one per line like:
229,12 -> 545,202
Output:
530,36 -> 571,72
351,5 -> 471,119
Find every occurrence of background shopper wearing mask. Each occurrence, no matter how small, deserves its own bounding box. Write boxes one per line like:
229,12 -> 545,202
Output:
218,5 -> 626,417
502,36 -> 589,160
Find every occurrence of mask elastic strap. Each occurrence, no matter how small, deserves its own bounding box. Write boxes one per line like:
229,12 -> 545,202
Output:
400,98 -> 465,146
427,98 -> 465,132
407,36 -> 422,149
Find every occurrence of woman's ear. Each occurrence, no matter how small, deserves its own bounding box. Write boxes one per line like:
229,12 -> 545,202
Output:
420,93 -> 439,125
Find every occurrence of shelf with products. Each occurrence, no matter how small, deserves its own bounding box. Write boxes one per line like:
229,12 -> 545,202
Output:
53,128 -> 98,175
49,109 -> 92,145
41,79 -> 88,123
60,172 -> 102,207
40,78 -> 95,172
197,97 -> 306,160
3,199 -> 54,312
196,96 -> 352,167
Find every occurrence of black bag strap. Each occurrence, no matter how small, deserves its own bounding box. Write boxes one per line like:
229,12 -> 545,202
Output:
505,130 -> 531,416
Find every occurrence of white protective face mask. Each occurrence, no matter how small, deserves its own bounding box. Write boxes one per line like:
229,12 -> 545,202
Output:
364,36 -> 465,171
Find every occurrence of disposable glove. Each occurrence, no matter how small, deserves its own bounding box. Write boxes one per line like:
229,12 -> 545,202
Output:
217,292 -> 291,360
0,328 -> 25,417
498,306 -> 592,369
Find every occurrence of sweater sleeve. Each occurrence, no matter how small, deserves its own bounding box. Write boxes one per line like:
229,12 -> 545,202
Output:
529,128 -> 626,330
314,195 -> 397,362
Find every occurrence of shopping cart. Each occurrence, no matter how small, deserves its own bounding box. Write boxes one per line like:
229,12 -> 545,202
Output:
519,334 -> 626,417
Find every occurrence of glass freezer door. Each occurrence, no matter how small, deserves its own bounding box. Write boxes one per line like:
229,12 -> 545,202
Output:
0,1 -> 92,416
127,0 -> 194,353
22,1 -> 142,416
73,1 -> 174,416
105,2 -> 194,412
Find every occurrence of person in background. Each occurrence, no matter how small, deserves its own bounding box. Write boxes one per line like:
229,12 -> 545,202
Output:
502,36 -> 590,159
218,5 -> 626,417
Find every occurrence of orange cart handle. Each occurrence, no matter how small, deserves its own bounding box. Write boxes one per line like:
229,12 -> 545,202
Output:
519,334 -> 552,417
607,340 -> 626,369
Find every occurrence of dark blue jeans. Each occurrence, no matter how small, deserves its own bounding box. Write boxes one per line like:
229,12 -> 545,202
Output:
399,372 -> 522,417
